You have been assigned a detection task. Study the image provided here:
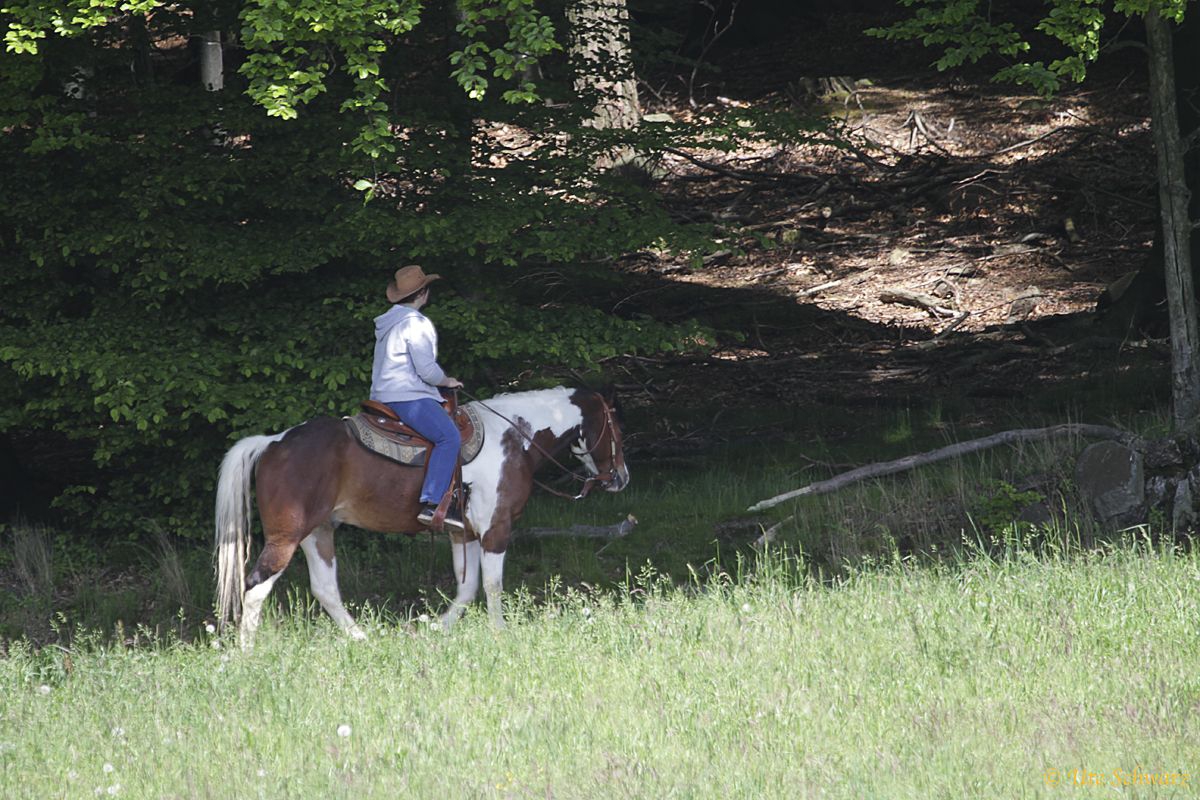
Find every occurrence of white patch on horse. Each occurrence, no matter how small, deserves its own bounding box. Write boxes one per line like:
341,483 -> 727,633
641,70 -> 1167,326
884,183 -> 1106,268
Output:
462,388 -> 584,537
571,438 -> 599,476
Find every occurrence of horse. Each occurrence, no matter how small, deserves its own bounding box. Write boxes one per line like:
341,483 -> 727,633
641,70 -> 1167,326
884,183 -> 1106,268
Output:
214,386 -> 629,647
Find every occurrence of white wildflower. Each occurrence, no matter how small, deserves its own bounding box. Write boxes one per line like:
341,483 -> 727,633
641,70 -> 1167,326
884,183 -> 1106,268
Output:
336,724 -> 352,738
37,684 -> 51,695
741,603 -> 751,613
204,623 -> 216,635
110,727 -> 124,738
257,769 -> 266,778
210,639 -> 222,650
429,621 -> 442,632
106,784 -> 120,795
417,614 -> 430,623
102,763 -> 114,774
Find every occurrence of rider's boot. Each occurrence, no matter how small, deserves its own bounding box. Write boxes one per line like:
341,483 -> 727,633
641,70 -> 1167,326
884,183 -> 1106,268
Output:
417,490 -> 465,532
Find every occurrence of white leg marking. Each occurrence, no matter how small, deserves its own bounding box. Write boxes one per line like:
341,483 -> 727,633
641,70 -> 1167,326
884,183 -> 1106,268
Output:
240,570 -> 282,651
440,539 -> 481,629
300,530 -> 366,641
481,549 -> 507,629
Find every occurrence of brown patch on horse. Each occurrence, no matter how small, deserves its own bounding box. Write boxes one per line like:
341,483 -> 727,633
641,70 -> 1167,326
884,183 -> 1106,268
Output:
308,524 -> 336,564
253,419 -> 426,544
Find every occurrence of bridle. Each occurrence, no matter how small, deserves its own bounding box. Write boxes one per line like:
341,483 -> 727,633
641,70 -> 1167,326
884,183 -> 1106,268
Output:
460,389 -> 621,500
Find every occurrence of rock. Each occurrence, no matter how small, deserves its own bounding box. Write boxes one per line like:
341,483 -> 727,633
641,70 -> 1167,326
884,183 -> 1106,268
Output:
1142,436 -> 1185,470
1075,441 -> 1145,525
1172,478 -> 1195,533
1145,475 -> 1173,510
1017,500 -> 1053,527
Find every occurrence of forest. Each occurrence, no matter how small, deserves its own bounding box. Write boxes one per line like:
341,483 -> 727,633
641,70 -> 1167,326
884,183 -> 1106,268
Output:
2,2 -> 1200,794
3,0 -> 1198,620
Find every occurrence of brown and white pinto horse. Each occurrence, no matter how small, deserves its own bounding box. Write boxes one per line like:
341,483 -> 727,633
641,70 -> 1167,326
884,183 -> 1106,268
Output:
215,387 -> 628,647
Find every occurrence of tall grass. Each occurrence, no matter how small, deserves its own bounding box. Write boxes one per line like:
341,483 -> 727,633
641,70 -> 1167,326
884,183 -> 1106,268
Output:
2,541 -> 1197,799
10,521 -> 53,599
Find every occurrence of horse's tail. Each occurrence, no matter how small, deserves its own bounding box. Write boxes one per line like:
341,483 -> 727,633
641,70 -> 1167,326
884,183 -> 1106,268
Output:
214,432 -> 287,627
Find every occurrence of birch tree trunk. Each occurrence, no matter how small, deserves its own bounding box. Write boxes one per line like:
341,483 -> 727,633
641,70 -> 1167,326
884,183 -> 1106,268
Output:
200,31 -> 223,91
1146,6 -> 1200,431
565,0 -> 641,167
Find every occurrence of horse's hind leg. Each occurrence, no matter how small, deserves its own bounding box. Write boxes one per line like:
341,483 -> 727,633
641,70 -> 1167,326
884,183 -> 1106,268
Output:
439,533 -> 480,630
300,523 -> 367,640
481,525 -> 513,629
481,549 -> 507,629
241,540 -> 301,650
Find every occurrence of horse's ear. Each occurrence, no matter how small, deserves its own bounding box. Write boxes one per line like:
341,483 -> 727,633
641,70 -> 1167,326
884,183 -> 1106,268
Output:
598,384 -> 624,422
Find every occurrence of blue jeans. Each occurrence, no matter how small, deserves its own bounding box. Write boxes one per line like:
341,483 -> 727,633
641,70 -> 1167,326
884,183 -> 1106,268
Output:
385,398 -> 462,505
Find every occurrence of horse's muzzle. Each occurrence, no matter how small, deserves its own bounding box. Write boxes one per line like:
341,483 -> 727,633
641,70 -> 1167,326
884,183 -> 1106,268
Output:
604,465 -> 630,492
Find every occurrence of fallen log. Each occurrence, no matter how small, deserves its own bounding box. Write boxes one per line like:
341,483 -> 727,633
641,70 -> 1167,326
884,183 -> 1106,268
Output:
747,425 -> 1142,512
514,514 -> 638,539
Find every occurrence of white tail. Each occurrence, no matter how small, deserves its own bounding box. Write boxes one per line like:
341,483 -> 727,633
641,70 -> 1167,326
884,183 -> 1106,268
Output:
214,432 -> 287,626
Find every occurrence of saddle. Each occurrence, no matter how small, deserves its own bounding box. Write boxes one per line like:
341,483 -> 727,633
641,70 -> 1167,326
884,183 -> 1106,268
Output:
345,397 -> 483,467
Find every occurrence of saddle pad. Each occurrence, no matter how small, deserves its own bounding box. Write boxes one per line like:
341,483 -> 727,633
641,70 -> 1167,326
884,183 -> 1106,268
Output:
344,404 -> 485,467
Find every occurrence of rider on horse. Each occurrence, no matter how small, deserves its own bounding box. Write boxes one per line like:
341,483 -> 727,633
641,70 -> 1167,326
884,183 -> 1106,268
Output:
370,264 -> 466,532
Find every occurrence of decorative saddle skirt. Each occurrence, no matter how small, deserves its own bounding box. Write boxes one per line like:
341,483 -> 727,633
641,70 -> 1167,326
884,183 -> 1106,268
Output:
345,399 -> 484,467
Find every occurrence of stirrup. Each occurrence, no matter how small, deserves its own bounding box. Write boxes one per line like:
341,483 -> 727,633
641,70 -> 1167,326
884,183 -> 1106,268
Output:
418,503 -> 465,532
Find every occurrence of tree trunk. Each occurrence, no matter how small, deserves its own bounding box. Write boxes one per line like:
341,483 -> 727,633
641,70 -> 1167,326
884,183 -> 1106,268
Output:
565,0 -> 640,167
200,31 -> 223,92
1146,7 -> 1200,431
1098,13 -> 1200,344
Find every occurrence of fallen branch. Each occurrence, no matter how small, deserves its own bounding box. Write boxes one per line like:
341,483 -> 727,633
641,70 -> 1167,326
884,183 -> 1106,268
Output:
747,425 -> 1142,512
753,515 -> 795,549
515,514 -> 638,540
879,288 -> 957,317
798,279 -> 843,297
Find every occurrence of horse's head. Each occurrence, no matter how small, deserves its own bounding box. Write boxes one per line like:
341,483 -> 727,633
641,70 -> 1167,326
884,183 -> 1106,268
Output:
570,387 -> 630,493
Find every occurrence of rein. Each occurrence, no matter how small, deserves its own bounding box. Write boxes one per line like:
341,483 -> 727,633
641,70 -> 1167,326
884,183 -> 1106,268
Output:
459,388 -> 618,500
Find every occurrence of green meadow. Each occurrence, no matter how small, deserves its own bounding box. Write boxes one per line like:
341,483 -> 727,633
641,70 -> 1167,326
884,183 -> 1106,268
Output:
3,541 -> 1198,799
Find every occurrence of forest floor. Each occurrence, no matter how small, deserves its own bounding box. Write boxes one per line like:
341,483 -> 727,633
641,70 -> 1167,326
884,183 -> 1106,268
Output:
610,14 -> 1166,449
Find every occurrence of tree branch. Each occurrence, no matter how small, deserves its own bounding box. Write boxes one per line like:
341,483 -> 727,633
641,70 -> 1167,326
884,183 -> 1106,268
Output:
747,425 -> 1142,512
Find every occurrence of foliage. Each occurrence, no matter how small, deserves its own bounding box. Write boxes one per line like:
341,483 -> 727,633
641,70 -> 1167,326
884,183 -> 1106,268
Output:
975,480 -> 1045,533
869,0 -> 1192,94
0,1 -> 832,536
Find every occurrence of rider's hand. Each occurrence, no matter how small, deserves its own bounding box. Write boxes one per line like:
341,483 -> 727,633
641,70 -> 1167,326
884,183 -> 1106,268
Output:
443,377 -> 464,389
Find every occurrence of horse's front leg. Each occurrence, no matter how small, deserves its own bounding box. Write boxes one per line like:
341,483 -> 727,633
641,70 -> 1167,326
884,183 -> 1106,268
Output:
481,524 -> 513,629
439,533 -> 480,630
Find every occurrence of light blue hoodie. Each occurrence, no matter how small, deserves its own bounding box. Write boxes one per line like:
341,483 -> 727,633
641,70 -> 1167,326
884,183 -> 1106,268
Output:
369,305 -> 447,403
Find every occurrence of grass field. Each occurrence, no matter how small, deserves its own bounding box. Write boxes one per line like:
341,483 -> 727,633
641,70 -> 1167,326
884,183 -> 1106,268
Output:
3,540 -> 1198,799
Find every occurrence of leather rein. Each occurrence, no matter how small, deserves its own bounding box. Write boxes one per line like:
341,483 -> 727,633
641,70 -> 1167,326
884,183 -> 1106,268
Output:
459,389 -> 619,500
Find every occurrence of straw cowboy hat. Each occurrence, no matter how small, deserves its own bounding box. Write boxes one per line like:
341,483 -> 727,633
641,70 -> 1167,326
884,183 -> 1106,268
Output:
386,264 -> 441,303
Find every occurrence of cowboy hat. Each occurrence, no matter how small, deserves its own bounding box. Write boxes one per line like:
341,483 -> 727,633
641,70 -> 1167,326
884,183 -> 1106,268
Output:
386,264 -> 441,303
